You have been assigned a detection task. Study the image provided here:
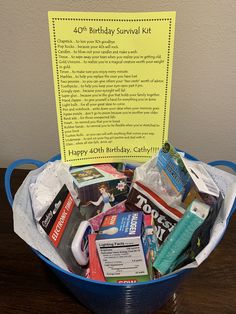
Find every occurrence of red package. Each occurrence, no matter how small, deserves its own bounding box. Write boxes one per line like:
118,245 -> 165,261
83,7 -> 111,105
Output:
88,234 -> 105,282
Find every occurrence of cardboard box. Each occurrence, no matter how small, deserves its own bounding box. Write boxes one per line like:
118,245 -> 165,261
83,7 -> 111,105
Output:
70,164 -> 127,217
96,212 -> 150,283
38,185 -> 84,275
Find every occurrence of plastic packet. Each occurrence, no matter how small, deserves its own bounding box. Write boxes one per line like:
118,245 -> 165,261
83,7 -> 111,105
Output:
156,141 -> 189,198
133,155 -> 182,206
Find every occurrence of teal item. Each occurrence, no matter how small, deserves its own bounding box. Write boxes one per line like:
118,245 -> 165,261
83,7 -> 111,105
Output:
153,200 -> 209,275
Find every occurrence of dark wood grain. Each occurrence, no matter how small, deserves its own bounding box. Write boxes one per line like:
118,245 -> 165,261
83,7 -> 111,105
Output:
1,168 -> 236,313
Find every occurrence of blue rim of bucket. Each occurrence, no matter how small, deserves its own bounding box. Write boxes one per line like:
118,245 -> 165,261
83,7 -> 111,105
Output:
34,247 -> 190,286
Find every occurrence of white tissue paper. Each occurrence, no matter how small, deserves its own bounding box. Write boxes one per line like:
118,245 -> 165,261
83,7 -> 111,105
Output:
13,160 -> 78,271
29,160 -> 78,221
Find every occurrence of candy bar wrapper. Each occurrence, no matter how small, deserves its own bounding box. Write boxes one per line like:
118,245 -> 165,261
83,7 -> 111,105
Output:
126,181 -> 185,244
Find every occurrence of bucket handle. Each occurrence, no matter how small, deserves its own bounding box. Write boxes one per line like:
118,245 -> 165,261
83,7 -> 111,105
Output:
4,154 -> 61,207
208,160 -> 236,173
4,157 -> 236,208
4,159 -> 44,207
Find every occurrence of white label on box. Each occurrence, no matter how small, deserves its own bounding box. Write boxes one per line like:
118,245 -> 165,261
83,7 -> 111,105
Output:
181,157 -> 220,197
96,237 -> 148,277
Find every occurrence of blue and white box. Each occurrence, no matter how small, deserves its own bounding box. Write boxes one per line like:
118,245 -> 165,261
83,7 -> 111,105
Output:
96,211 -> 150,283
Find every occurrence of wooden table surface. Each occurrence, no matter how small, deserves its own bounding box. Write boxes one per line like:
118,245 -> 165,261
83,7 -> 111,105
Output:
1,168 -> 236,314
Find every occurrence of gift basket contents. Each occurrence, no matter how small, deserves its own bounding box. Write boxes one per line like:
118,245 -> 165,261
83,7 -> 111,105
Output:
11,141 -> 235,285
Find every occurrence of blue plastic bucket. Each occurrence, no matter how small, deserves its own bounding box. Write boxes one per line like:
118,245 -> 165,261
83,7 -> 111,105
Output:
4,153 -> 236,313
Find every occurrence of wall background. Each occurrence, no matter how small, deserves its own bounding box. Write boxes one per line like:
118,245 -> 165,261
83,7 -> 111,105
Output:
1,0 -> 236,167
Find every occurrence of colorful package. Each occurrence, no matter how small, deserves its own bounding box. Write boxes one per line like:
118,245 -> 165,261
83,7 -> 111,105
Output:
96,212 -> 150,283
126,181 -> 185,245
70,164 -> 127,216
156,141 -> 189,196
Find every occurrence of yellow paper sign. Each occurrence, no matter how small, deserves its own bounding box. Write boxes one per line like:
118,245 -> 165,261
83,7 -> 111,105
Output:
48,11 -> 176,166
